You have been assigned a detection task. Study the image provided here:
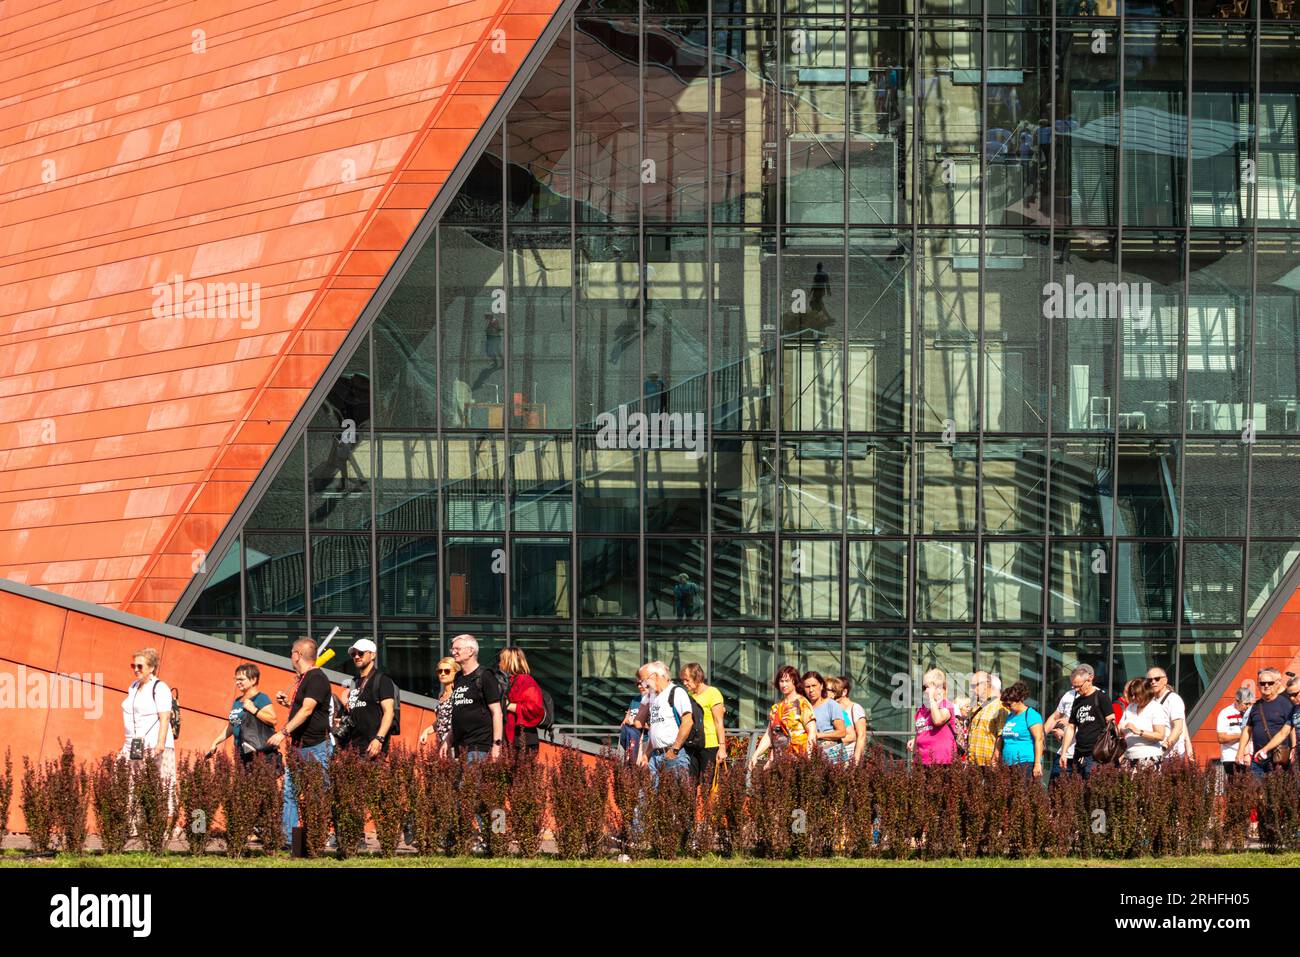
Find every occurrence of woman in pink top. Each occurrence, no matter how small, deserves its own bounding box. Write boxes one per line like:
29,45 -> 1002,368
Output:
908,668 -> 958,765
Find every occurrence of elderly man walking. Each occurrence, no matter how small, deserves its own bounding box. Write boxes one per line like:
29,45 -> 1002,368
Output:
636,660 -> 697,785
967,671 -> 1007,767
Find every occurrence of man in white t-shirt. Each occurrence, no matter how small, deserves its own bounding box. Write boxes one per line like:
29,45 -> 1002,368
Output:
1147,667 -> 1193,761
636,660 -> 695,785
1216,686 -> 1254,776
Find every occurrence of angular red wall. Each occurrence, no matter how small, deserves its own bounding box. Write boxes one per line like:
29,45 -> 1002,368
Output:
0,0 -> 559,620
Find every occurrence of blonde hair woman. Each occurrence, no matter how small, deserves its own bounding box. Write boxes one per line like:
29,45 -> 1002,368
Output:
499,646 -> 546,752
908,668 -> 958,765
418,656 -> 460,750
121,647 -> 176,818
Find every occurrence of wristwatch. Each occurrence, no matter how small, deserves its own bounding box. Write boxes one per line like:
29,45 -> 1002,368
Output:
493,739 -> 503,745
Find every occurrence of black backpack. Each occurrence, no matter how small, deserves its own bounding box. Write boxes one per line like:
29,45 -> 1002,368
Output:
668,684 -> 707,756
491,669 -> 556,737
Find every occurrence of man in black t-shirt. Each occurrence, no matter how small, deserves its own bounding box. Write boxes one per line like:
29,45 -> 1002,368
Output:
340,638 -> 397,757
443,634 -> 503,762
1059,665 -> 1114,779
268,637 -> 334,844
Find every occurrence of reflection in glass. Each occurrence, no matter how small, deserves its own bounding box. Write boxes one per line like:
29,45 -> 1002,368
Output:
713,438 -> 776,532
1116,541 -> 1178,623
443,537 -> 505,618
847,539 -> 907,621
1183,542 -> 1243,625
579,538 -> 638,619
915,540 -> 977,621
511,436 -> 572,532
311,534 -> 371,618
509,229 -> 573,428
781,439 -> 842,531
443,436 -> 505,531
781,539 -> 840,620
646,539 -> 706,621
1122,24 -> 1187,229
376,434 -> 437,532
713,539 -> 774,619
845,639 -> 910,735
983,540 -> 1044,623
512,537 -> 572,618
713,636 -> 775,728
1050,542 -> 1111,624
308,430 -> 370,531
378,536 -> 437,618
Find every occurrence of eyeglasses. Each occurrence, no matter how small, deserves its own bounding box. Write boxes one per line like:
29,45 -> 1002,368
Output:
437,668 -> 453,675
130,664 -> 145,671
350,650 -> 367,659
1261,681 -> 1277,687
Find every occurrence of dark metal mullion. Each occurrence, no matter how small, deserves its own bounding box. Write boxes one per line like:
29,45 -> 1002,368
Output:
706,1 -> 715,689
775,4 -> 784,666
1242,10 -> 1263,632
369,329 -> 379,652
841,3 -> 850,674
503,118 -> 513,646
638,0 -> 646,667
239,535 -> 247,645
569,18 -> 579,731
975,0 -> 989,665
1174,9 -> 1194,686
435,229 -> 446,661
1107,17 -> 1126,695
907,8 -> 920,710
303,429 -> 312,639
1043,1 -> 1057,709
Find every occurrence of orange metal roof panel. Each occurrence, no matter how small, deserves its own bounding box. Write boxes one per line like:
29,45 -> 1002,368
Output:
0,0 -> 563,617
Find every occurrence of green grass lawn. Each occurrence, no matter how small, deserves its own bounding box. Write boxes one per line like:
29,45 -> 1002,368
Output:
4,850 -> 1300,868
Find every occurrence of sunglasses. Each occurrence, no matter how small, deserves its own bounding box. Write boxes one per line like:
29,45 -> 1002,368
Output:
350,650 -> 367,658
1261,681 -> 1277,687
437,668 -> 453,675
130,664 -> 145,671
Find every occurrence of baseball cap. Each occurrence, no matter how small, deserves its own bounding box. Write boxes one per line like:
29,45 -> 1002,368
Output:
348,638 -> 378,655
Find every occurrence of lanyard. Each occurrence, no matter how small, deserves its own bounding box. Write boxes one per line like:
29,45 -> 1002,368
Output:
129,679 -> 161,741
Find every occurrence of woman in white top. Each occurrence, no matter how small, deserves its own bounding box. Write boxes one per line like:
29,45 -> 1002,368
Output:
1117,676 -> 1167,769
828,675 -> 868,765
121,647 -> 176,809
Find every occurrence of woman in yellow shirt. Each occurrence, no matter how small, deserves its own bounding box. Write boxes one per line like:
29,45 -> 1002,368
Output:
680,662 -> 727,791
750,665 -> 819,766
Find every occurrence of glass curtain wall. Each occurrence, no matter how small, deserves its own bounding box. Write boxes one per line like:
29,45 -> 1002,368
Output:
182,0 -> 1300,747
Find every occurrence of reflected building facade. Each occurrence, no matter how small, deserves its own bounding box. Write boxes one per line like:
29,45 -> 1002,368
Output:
179,0 -> 1300,749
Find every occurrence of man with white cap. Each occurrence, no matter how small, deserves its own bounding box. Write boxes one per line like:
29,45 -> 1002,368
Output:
339,637 -> 398,757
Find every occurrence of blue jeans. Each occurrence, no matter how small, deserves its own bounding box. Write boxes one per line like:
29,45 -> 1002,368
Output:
649,748 -> 693,787
464,749 -> 491,765
1068,755 -> 1096,779
282,739 -> 332,840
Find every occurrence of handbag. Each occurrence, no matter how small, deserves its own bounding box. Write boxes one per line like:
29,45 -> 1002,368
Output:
1091,719 -> 1122,764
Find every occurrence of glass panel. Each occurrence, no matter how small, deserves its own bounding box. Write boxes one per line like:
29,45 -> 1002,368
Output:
645,539 -> 706,621
244,533 -> 306,617
507,30 -> 573,225
712,636 -> 775,729
915,24 -> 982,225
918,441 -> 978,534
512,537 -> 573,618
644,227 -> 709,420
983,540 -> 1044,623
1183,541 -> 1244,625
311,534 -> 371,618
712,18 -> 778,224
645,448 -> 708,534
311,338 -> 371,431
578,436 -> 638,532
1247,541 -> 1300,623
781,233 -> 844,431
646,638 -> 710,687
915,539 -> 977,621
373,246 -> 437,430
511,436 -> 573,532
1187,234 -> 1253,431
1050,541 -> 1111,623
443,436 -> 505,531
713,227 -> 778,431
378,622 -> 440,699
1190,25 -> 1254,228
1111,639 -> 1176,696
1178,636 -> 1239,720
377,535 -> 437,618
375,434 -> 437,532
1050,233 -> 1120,431
248,436 -> 304,530
782,18 -> 846,225
847,230 -> 911,431
911,638 -> 977,705
575,19 -> 640,222
308,429 -> 371,531
444,126 -> 503,224
1119,232 -> 1183,433
1259,33 -> 1300,228
978,640 -> 1044,714
1055,26 -> 1119,228
188,537 -> 240,620
443,536 -> 505,618
1115,540 -> 1178,623
918,230 -> 980,433
578,538 -> 639,618
1116,438 -> 1180,538
847,25 -> 909,227
1122,24 -> 1187,228
781,438 -> 843,531
713,437 -> 777,532
509,228 -> 574,429
845,639 -> 910,735
1251,442 -> 1300,537
1046,635 -> 1111,703
576,227 -> 641,420
984,235 -> 1050,433
644,18 -> 709,223
440,223 -> 506,426
780,538 -> 841,620
847,539 -> 907,621
985,24 -> 1052,230
1049,437 -> 1112,536
1254,235 -> 1300,431
578,636 -> 642,725
712,538 -> 775,619
245,619 -> 307,659
1182,441 -> 1247,538
982,440 -> 1047,534
846,438 -> 909,535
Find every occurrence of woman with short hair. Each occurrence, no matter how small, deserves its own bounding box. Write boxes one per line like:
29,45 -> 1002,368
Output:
121,647 -> 177,817
680,662 -> 727,791
749,665 -> 818,767
997,681 -> 1044,779
909,668 -> 958,766
828,675 -> 868,765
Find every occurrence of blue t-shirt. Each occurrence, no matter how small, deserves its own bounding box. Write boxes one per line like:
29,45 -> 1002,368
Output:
812,699 -> 843,736
229,692 -> 272,747
1000,707 -> 1043,765
619,696 -> 645,752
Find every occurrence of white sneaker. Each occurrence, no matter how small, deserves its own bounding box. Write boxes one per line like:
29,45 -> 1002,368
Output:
617,853 -> 631,862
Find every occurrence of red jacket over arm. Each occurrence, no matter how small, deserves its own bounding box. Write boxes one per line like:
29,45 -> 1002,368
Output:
505,673 -> 546,743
